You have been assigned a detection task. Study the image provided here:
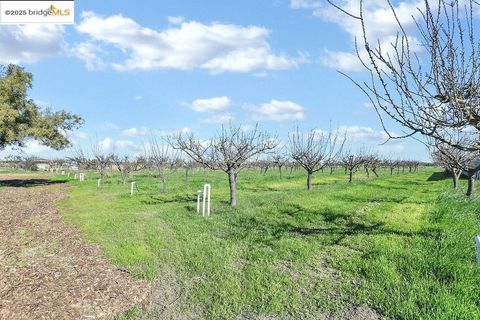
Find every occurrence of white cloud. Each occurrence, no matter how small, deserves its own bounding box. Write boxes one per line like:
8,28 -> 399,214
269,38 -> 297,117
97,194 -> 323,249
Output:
191,96 -> 231,113
104,122 -> 120,130
248,100 -> 305,121
203,113 -> 234,124
1,140 -> 64,159
97,137 -> 113,150
168,16 -> 184,24
377,143 -> 405,153
122,126 -> 191,137
0,25 -> 65,64
321,49 -> 364,72
313,125 -> 407,155
96,137 -> 143,153
134,95 -> 143,101
72,131 -> 88,140
75,12 -> 301,73
114,139 -> 137,149
293,0 -> 425,72
71,42 -> 106,70
289,0 -> 321,9
122,127 -> 149,137
337,125 -> 389,143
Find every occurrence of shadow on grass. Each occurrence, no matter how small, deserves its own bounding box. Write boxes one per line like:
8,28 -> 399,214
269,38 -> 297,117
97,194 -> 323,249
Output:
141,195 -> 194,205
229,210 -> 438,248
0,179 -> 66,188
427,171 -> 449,181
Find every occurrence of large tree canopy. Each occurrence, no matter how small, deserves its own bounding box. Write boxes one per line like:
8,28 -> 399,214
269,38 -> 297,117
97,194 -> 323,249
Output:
0,64 -> 83,150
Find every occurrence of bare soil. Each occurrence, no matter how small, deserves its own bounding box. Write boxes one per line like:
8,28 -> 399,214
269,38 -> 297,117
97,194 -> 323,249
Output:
0,174 -> 150,319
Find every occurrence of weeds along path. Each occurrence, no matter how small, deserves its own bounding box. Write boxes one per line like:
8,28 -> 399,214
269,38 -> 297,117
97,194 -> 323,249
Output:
0,174 -> 149,319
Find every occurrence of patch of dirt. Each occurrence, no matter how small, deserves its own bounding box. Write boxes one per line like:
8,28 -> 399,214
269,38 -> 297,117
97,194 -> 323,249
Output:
0,174 -> 150,319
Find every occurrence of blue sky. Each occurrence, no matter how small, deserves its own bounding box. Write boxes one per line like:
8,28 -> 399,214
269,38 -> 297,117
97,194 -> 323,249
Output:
1,0 -> 450,160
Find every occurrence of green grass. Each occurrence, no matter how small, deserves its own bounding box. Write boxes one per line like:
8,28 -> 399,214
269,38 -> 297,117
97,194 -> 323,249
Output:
56,167 -> 480,319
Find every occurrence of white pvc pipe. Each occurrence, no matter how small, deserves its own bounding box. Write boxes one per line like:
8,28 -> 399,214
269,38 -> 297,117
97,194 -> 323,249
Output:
97,179 -> 101,188
79,173 -> 85,181
130,182 -> 136,196
202,184 -> 211,217
197,190 -> 202,213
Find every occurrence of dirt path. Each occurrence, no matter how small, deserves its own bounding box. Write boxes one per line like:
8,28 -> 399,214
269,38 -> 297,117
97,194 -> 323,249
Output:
0,174 -> 150,319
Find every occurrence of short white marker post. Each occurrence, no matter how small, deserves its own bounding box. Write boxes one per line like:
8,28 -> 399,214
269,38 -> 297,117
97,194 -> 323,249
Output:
97,179 -> 101,188
61,171 -> 65,175
196,190 -> 202,213
79,173 -> 85,182
130,181 -> 136,196
67,172 -> 70,178
475,236 -> 480,265
74,173 -> 78,179
202,184 -> 211,217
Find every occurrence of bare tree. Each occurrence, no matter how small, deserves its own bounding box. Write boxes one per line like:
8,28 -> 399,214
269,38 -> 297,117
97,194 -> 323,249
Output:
91,142 -> 112,184
429,139 -> 479,195
171,124 -> 278,206
384,158 -> 399,176
271,151 -> 289,179
149,137 -> 177,194
112,154 -> 146,184
330,0 -> 480,169
68,146 -> 91,172
289,127 -> 345,190
341,150 -> 366,183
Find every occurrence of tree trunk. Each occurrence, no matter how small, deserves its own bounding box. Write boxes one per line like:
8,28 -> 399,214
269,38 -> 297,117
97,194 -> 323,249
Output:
349,170 -> 353,183
307,171 -> 313,190
159,166 -> 167,193
452,171 -> 459,190
228,171 -> 237,206
466,175 -> 475,197
279,166 -> 282,179
372,168 -> 379,177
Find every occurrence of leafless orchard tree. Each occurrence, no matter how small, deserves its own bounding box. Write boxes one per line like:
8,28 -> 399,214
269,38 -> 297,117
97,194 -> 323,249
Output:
384,158 -> 400,175
429,139 -> 479,195
112,154 -> 146,185
341,150 -> 366,183
91,142 -> 112,184
362,152 -> 380,178
271,151 -> 289,179
171,124 -> 278,206
68,146 -> 91,172
149,137 -> 178,194
182,159 -> 197,183
289,127 -> 345,190
330,0 -> 480,170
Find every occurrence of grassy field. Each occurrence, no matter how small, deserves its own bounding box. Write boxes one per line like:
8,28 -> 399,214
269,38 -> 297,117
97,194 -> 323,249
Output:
56,167 -> 480,319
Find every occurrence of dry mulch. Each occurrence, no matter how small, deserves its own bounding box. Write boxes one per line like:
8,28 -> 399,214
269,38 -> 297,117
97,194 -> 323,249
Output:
0,174 -> 150,319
